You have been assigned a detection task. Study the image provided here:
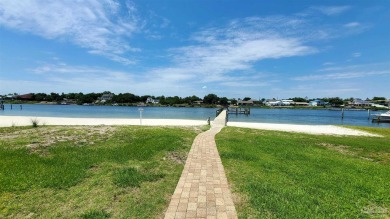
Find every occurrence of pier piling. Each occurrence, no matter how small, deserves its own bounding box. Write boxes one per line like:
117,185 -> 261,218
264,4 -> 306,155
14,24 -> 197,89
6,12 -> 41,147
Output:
227,107 -> 250,115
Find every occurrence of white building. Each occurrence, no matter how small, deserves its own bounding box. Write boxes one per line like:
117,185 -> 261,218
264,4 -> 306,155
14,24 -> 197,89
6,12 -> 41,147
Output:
100,93 -> 114,103
146,97 -> 159,104
265,99 -> 294,106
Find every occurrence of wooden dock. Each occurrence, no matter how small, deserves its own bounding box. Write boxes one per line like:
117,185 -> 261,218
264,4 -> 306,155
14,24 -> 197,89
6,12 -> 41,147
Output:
227,107 -> 250,115
372,116 -> 390,123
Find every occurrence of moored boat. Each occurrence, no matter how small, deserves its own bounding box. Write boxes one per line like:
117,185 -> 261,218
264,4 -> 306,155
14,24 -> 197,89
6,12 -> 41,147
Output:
372,110 -> 390,123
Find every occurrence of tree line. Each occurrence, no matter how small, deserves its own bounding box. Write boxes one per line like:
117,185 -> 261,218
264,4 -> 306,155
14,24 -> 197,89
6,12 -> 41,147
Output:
2,92 -> 387,106
4,92 -> 231,105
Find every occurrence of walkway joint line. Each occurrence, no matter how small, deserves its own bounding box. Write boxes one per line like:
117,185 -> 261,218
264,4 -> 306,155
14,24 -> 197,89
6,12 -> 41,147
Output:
164,110 -> 237,219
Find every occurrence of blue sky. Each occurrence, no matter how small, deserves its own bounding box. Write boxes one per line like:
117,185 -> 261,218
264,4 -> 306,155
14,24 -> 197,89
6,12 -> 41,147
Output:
0,0 -> 389,99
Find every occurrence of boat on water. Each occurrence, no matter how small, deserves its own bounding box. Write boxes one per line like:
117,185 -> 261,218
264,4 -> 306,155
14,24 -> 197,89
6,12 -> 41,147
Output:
372,110 -> 390,123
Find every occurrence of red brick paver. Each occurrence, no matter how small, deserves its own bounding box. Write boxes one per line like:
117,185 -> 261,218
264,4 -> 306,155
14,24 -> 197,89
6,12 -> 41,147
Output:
165,110 -> 237,219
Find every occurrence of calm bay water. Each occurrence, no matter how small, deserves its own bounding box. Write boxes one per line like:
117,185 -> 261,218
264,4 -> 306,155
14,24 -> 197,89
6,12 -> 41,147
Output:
227,108 -> 389,128
0,104 -> 389,128
0,104 -> 218,120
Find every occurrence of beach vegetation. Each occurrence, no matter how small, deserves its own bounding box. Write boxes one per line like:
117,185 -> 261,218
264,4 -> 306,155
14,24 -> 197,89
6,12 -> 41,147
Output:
216,126 -> 390,218
0,125 -> 202,218
31,118 -> 39,127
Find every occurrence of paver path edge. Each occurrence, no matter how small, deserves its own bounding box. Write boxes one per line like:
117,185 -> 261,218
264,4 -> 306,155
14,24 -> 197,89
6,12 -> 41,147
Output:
164,110 -> 237,219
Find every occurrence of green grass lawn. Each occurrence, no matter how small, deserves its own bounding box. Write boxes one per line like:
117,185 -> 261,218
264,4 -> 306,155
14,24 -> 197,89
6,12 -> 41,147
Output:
0,125 -> 205,218
216,126 -> 390,218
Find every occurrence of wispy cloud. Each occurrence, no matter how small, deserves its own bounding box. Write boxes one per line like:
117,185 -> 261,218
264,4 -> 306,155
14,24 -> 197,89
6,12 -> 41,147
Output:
292,70 -> 390,81
352,52 -> 361,58
311,6 -> 351,16
0,0 -> 141,64
148,16 -> 317,86
318,63 -> 389,72
292,63 -> 390,81
31,63 -> 135,83
131,11 -> 371,94
323,62 -> 335,66
344,22 -> 360,28
23,62 -> 202,95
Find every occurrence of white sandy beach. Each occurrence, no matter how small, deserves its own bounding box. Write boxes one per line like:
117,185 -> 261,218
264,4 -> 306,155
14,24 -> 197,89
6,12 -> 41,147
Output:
0,116 -> 207,127
0,116 -> 379,137
227,122 -> 380,137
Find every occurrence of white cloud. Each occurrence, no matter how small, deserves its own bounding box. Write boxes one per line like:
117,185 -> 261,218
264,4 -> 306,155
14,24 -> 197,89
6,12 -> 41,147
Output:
292,70 -> 390,81
323,62 -> 334,66
352,52 -> 361,57
312,6 -> 351,16
0,0 -> 141,64
13,62 -> 200,96
219,81 -> 270,87
150,16 -> 317,86
344,22 -> 360,28
318,63 -> 389,72
292,63 -> 390,81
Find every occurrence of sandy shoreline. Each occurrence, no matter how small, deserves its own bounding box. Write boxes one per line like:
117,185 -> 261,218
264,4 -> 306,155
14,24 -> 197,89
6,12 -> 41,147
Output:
228,122 -> 379,136
0,116 -> 208,127
0,116 -> 379,136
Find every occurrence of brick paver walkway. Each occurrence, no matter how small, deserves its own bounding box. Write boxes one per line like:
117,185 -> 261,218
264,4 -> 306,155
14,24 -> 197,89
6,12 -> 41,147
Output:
164,110 -> 237,219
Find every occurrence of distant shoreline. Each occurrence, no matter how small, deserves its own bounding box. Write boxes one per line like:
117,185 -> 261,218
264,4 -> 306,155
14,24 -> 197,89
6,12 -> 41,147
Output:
1,102 -> 386,111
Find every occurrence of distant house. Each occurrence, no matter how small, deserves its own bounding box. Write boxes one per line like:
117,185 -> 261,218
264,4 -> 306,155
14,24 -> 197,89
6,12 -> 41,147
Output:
5,95 -> 15,100
237,100 -> 254,106
146,97 -> 159,104
100,93 -> 114,103
309,100 -> 325,106
17,93 -> 33,100
61,98 -> 76,105
193,100 -> 203,105
350,98 -> 370,107
293,102 -> 309,106
281,99 -> 294,106
265,100 -> 281,106
264,99 -> 294,106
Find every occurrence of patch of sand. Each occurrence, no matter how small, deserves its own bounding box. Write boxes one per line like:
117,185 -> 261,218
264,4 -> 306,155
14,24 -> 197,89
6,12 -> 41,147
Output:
227,122 -> 380,136
0,116 -> 207,127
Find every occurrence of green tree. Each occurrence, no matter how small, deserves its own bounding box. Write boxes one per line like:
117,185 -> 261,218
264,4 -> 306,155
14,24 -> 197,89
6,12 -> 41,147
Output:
203,94 -> 219,104
113,93 -> 139,103
372,97 -> 386,101
291,97 -> 307,102
328,97 -> 344,106
33,93 -> 48,101
140,95 -> 151,102
50,92 -> 62,102
183,95 -> 201,104
219,97 -> 229,105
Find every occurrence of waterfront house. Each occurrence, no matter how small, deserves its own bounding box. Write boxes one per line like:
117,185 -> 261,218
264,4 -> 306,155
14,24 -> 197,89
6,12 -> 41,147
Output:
264,99 -> 293,106
293,102 -> 309,106
350,98 -> 371,107
237,100 -> 254,106
193,100 -> 203,105
146,97 -> 159,104
309,100 -> 325,106
17,93 -> 33,100
265,100 -> 281,106
281,99 -> 294,106
100,93 -> 114,103
61,98 -> 76,105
